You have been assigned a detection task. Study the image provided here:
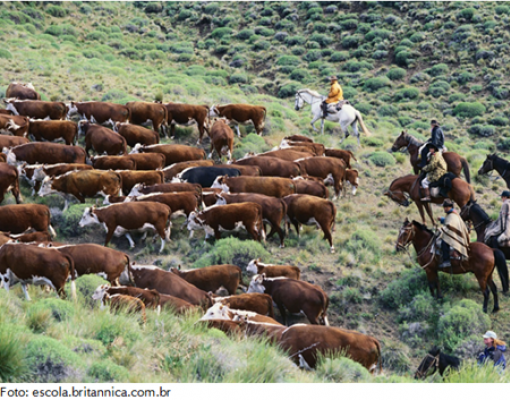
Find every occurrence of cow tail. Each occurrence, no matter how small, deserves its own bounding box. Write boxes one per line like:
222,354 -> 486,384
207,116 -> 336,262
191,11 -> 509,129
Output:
262,107 -> 267,121
375,339 -> 383,375
65,255 -> 77,301
348,150 -> 357,162
322,293 -> 329,326
123,254 -> 131,287
329,201 -> 337,231
114,172 -> 123,196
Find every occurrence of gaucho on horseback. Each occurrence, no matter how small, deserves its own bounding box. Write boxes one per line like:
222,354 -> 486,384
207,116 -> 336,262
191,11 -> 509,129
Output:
437,199 -> 470,268
485,190 -> 510,250
420,143 -> 448,202
418,119 -> 445,168
321,76 -> 343,119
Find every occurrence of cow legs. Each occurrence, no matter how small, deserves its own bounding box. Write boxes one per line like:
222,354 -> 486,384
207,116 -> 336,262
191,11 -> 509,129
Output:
104,227 -> 116,247
276,302 -> 288,325
247,224 -> 259,242
124,233 -> 136,249
319,221 -> 334,253
49,224 -> 57,238
235,124 -> 241,138
21,283 -> 31,301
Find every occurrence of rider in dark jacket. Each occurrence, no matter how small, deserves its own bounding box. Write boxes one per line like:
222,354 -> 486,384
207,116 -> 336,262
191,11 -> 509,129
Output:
418,120 -> 445,168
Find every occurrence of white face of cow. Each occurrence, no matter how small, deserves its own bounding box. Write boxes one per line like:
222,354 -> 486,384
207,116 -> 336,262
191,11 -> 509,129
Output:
186,212 -> 204,232
38,177 -> 55,197
77,120 -> 88,136
208,105 -> 220,118
79,207 -> 100,228
247,275 -> 265,294
129,143 -> 142,154
246,259 -> 259,275
214,194 -> 227,205
200,302 -> 231,321
5,150 -> 16,165
128,183 -> 143,196
67,102 -> 78,118
91,284 -> 110,301
211,176 -> 229,193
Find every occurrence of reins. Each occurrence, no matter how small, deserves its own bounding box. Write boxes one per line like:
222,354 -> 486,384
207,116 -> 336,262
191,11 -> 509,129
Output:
416,353 -> 440,379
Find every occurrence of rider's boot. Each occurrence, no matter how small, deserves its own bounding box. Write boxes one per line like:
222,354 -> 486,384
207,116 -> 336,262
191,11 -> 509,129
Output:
420,188 -> 431,202
439,241 -> 451,268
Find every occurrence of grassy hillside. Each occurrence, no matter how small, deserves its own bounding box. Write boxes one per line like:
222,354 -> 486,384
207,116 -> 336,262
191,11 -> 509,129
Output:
1,1 -> 510,383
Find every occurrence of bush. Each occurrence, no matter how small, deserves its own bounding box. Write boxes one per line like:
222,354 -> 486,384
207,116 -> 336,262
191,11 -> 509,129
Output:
87,31 -> 107,41
304,50 -> 322,62
310,33 -> 333,47
490,116 -> 508,126
229,73 -> 248,84
211,27 -> 233,38
426,63 -> 449,77
177,9 -> 192,20
252,40 -> 270,51
469,124 -> 496,137
0,325 -> 27,382
276,55 -> 300,67
237,28 -> 254,40
278,82 -> 300,98
346,229 -> 382,257
377,105 -> 398,117
458,7 -> 475,20
88,360 -> 129,382
453,102 -> 486,118
290,68 -> 310,82
427,81 -> 450,97
395,50 -> 411,67
344,59 -> 373,72
342,35 -> 361,49
75,275 -> 108,308
394,87 -> 420,101
169,41 -> 193,54
285,35 -> 306,46
330,51 -> 349,62
46,6 -> 68,18
316,356 -> 371,382
365,29 -> 392,42
380,268 -> 428,309
28,299 -> 75,324
387,68 -> 406,81
364,77 -> 390,92
340,18 -> 358,30
53,203 -> 94,237
356,102 -> 372,114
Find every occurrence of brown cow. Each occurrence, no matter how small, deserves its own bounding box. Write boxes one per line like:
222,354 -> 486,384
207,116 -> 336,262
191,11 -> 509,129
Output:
79,121 -> 127,156
67,101 -> 130,125
159,293 -> 198,314
246,258 -> 300,280
170,264 -> 245,295
295,157 -> 347,198
336,169 -> 359,196
0,163 -> 21,204
124,153 -> 166,171
0,243 -> 76,300
126,101 -> 167,134
202,188 -> 223,207
281,140 -> 325,156
122,263 -> 213,308
0,110 -> 13,116
117,170 -> 164,195
0,135 -> 29,149
284,135 -> 314,143
215,164 -> 262,176
293,177 -> 329,198
256,149 -> 314,162
126,192 -> 198,220
324,149 -> 357,169
5,100 -> 67,120
279,325 -> 382,372
162,102 -> 209,143
130,143 -> 205,166
248,274 -> 329,326
129,182 -> 202,198
209,104 -> 266,136
0,115 -> 30,137
21,163 -> 92,195
212,176 -> 297,198
92,284 -> 159,310
6,82 -> 41,100
283,194 -> 336,252
234,156 -> 301,178
79,203 -> 171,252
4,142 -> 86,165
94,154 -> 166,171
93,291 -> 146,325
38,170 -> 122,210
8,230 -> 52,243
201,302 -> 281,325
0,153 -> 5,163
114,122 -> 160,147
187,202 -> 265,241
209,119 -> 234,161
213,292 -> 274,317
28,120 -> 78,145
200,319 -> 244,336
163,160 -> 215,181
215,192 -> 287,247
92,155 -> 137,171
0,204 -> 55,236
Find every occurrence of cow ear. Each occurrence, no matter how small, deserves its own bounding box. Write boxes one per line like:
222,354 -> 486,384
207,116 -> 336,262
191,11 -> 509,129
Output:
257,257 -> 261,262
178,264 -> 181,271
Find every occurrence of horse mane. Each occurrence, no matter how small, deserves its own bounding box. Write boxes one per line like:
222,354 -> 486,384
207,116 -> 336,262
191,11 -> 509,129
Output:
412,220 -> 434,236
403,132 -> 424,147
298,88 -> 322,98
470,201 -> 492,223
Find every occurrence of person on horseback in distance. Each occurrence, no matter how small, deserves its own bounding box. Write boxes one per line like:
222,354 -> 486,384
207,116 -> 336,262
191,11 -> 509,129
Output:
437,199 -> 470,268
420,143 -> 448,202
485,190 -> 510,250
321,76 -> 343,119
418,119 -> 445,168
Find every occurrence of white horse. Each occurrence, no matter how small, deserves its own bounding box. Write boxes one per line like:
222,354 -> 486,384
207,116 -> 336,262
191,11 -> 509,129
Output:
294,89 -> 371,145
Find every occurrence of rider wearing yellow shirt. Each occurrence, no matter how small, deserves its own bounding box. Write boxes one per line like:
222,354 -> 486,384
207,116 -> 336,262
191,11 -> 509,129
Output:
322,76 -> 343,118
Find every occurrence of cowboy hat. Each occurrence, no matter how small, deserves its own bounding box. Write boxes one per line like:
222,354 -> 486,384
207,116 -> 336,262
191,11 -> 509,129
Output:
442,199 -> 454,208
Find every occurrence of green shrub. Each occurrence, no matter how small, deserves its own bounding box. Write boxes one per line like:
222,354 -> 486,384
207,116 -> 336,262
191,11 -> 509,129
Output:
88,360 -> 129,382
397,292 -> 435,323
186,65 -> 206,76
304,50 -> 322,62
204,3 -> 219,14
378,105 -> 398,117
356,102 -> 372,114
469,124 -> 496,137
490,116 -> 508,126
178,9 -> 192,20
381,338 -> 411,373
394,87 -> 420,101
410,32 -> 424,43
342,35 -> 361,49
427,81 -> 450,97
330,51 -> 349,62
53,204 -> 95,237
426,63 -> 449,77
395,50 -> 411,67
146,50 -> 165,60
0,49 -> 12,59
340,18 -> 358,30
449,93 -> 464,103
387,68 -> 406,81
471,85 -> 483,94
276,55 -> 300,66
365,29 -> 392,42
211,27 -> 233,38
286,35 -> 306,46
453,102 -> 486,118
364,77 -> 390,92
342,86 -> 357,99
74,275 -> 108,308
252,40 -> 270,51
346,229 -> 382,257
229,73 -> 248,84
237,28 -> 254,40
316,356 -> 371,382
278,82 -> 300,98
87,31 -> 107,41
344,59 -> 373,72
28,299 -> 75,324
169,41 -> 193,54
290,68 -> 310,82
310,33 -> 333,47
380,268 -> 428,309
0,325 -> 27,382
458,7 -> 475,20
46,6 -> 68,18
495,5 -> 510,15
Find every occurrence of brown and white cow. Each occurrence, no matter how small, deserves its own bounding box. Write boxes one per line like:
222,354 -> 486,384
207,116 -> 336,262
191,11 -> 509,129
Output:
293,177 -> 329,198
215,164 -> 262,176
256,148 -> 314,162
0,135 -> 29,150
0,204 -> 56,236
248,274 -> 329,326
67,101 -> 130,126
283,135 -> 314,143
117,170 -> 164,195
212,176 -> 297,198
215,192 -> 287,247
92,284 -> 159,310
283,194 -> 336,252
56,244 -> 130,285
233,156 -> 301,178
93,154 -> 166,171
8,230 -> 52,243
0,243 -> 76,300
38,170 -> 122,210
0,115 -> 30,137
187,203 -> 265,241
295,157 -> 347,198
79,203 -> 171,252
281,140 -> 325,156
342,169 -> 359,196
4,142 -> 86,165
163,160 -> 215,181
126,101 -> 167,134
209,104 -> 266,137
170,264 -> 245,295
21,163 -> 92,196
159,293 -> 198,314
209,119 -> 234,161
124,192 -> 198,220
279,325 -> 382,372
200,302 -> 281,325
212,292 -> 275,317
121,263 -> 213,308
246,259 -> 300,280
92,290 -> 146,325
114,122 -> 160,147
28,120 -> 78,145
130,143 -> 205,166
5,100 -> 67,120
128,182 -> 202,198
324,149 -> 357,169
6,82 -> 41,100
124,153 -> 166,171
0,163 -> 21,204
162,102 -> 209,143
78,121 -> 127,156
91,155 -> 136,171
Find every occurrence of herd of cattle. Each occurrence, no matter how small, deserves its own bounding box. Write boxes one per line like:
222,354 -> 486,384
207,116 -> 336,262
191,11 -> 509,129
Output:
0,82 -> 381,373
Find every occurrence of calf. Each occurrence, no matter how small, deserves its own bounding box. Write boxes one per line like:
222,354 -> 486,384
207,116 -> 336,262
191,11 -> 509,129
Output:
0,243 -> 76,300
130,144 -> 205,166
4,142 -> 86,165
5,99 -> 67,120
324,149 -> 357,169
0,204 -> 56,236
163,160 -> 215,181
209,104 -> 266,137
6,82 -> 40,100
246,258 -> 300,280
92,155 -> 137,171
38,170 -> 122,210
94,292 -> 146,326
234,156 -> 300,178
114,122 -> 160,147
215,192 -> 287,247
257,149 -> 313,162
163,102 -> 210,143
295,157 -> 347,198
0,115 -> 30,137
213,292 -> 274,317
209,119 -> 234,161
178,166 -> 240,188
293,177 -> 329,198
92,284 -> 159,310
79,121 -> 127,156
212,176 -> 297,198
283,194 -> 336,252
67,101 -> 130,125
279,325 -> 381,372
187,203 -> 265,241
0,163 -> 21,204
201,302 -> 281,325
343,169 -> 359,196
79,203 -> 171,252
28,120 -> 77,145
126,101 -> 167,134
129,182 -> 202,198
117,170 -> 164,195
170,264 -> 245,295
127,192 -> 198,220
248,274 -> 329,326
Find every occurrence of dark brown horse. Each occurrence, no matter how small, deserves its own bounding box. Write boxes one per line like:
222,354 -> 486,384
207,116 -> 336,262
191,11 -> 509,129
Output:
391,131 -> 471,183
396,218 -> 501,313
478,153 -> 510,188
414,347 -> 461,380
384,174 -> 475,225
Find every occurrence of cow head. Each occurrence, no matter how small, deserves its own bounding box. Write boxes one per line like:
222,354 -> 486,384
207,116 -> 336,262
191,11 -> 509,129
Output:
67,102 -> 78,118
247,274 -> 266,294
208,105 -> 220,118
130,143 -> 143,154
214,194 -> 227,205
211,176 -> 229,193
79,206 -> 99,228
169,266 -> 182,275
4,149 -> 16,165
246,258 -> 261,275
38,176 -> 55,197
186,211 -> 205,232
77,120 -> 90,136
91,284 -> 111,301
200,302 -> 231,321
128,183 -> 144,196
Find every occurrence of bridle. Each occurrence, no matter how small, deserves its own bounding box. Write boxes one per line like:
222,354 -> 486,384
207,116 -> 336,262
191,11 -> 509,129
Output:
386,188 -> 411,207
415,353 -> 440,379
396,224 -> 415,251
296,91 -> 323,108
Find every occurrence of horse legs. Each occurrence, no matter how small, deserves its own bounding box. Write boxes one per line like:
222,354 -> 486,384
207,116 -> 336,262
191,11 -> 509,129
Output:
424,203 -> 436,226
489,278 -> 499,313
320,119 -> 325,135
351,120 -> 360,146
416,202 -> 427,225
310,114 -> 321,133
426,270 -> 442,299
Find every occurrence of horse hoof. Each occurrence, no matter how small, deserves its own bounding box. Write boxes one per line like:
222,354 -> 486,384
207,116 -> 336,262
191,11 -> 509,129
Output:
492,307 -> 500,313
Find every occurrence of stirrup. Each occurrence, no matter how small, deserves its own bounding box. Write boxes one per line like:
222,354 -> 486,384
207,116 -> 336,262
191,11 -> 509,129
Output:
439,261 -> 451,268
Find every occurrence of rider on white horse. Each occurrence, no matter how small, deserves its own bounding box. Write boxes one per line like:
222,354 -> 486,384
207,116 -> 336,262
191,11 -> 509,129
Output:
322,76 -> 343,118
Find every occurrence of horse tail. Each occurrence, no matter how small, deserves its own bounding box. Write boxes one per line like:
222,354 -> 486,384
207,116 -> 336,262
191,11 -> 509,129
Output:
354,109 -> 372,137
493,248 -> 509,293
460,157 -> 471,184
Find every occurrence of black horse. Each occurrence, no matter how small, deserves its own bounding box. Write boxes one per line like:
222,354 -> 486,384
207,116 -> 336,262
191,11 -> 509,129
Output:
478,154 -> 510,188
415,347 -> 461,379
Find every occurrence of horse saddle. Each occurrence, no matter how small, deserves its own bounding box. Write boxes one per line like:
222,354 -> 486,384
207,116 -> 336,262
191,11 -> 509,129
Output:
433,239 -> 464,261
335,100 -> 350,111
